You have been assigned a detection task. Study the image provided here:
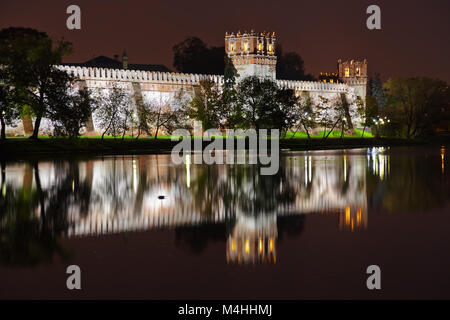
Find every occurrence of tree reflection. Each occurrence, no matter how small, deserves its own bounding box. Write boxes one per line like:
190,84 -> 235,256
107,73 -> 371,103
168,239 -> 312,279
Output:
1,148 -> 448,266
366,148 -> 449,213
0,160 -> 92,266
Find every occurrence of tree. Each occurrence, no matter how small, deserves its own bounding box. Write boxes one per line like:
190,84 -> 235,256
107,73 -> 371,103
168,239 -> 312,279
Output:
235,76 -> 279,133
94,83 -> 133,139
337,93 -> 355,138
276,44 -> 315,81
314,95 -> 333,138
144,96 -> 178,139
173,37 -> 224,75
358,95 -> 378,137
369,73 -> 386,109
46,71 -> 93,138
0,27 -> 72,139
292,92 -> 316,139
275,88 -> 299,137
315,94 -> 355,140
0,72 -> 20,140
384,77 -> 449,138
221,56 -> 239,128
186,79 -> 223,130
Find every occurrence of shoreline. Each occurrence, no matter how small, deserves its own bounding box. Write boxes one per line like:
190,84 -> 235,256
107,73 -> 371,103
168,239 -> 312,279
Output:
0,136 -> 448,160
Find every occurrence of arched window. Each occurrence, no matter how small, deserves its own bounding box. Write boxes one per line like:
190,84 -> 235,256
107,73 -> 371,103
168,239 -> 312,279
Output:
345,67 -> 350,77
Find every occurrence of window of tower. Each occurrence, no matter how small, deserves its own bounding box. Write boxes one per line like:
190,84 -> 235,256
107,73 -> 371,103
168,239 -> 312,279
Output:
243,41 -> 248,53
268,43 -> 273,55
356,67 -> 361,77
258,42 -> 262,52
345,67 -> 350,77
230,43 -> 235,54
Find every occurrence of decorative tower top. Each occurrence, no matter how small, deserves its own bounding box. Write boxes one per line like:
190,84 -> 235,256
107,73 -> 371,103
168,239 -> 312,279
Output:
337,58 -> 368,101
225,30 -> 277,81
225,30 -> 276,56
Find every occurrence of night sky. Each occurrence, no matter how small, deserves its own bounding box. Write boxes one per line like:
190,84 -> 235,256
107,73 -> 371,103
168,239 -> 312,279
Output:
1,0 -> 449,82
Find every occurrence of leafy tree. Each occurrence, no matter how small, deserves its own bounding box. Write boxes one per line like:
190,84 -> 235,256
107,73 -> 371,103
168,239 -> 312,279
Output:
275,88 -> 299,137
358,95 -> 378,137
314,95 -> 333,138
276,44 -> 315,81
221,56 -> 239,128
45,71 -> 93,137
0,72 -> 20,140
172,37 -> 224,75
315,94 -> 355,140
186,79 -> 223,130
0,27 -> 72,139
94,83 -> 133,139
369,73 -> 386,109
384,77 -> 449,138
337,93 -> 354,138
235,76 -> 279,132
291,92 -> 316,139
144,96 -> 181,139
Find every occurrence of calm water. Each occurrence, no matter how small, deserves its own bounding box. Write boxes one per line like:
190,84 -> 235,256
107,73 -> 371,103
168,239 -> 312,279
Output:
0,147 -> 449,299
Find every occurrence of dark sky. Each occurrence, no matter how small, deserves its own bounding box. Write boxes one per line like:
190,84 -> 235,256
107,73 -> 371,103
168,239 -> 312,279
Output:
1,0 -> 449,82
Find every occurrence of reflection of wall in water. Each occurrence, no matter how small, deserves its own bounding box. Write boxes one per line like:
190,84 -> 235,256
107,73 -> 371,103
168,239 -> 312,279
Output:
2,154 -> 369,263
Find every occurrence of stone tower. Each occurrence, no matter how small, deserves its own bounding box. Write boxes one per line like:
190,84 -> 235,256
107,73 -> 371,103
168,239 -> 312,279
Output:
337,59 -> 368,101
225,30 -> 277,81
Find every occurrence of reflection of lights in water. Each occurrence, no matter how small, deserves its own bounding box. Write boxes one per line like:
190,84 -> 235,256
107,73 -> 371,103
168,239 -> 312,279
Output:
342,206 -> 366,231
345,206 -> 350,225
379,154 -> 385,180
186,154 -> 191,188
344,154 -> 347,182
6,152 -> 372,264
441,146 -> 445,174
304,155 -> 308,185
2,183 -> 5,197
72,180 -> 74,192
304,153 -> 312,184
308,155 -> 312,183
357,208 -> 362,225
368,147 -> 389,180
132,159 -> 138,194
259,237 -> 263,254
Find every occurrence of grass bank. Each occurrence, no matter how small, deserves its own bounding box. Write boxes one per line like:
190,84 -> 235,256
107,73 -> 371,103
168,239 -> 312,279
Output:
1,134 -> 448,160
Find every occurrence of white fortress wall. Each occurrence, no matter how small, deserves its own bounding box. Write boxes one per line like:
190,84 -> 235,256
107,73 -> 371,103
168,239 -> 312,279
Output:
6,65 -> 360,136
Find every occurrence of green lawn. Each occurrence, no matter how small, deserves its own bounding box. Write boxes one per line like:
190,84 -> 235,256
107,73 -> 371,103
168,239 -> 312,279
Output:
284,129 -> 373,139
6,129 -> 373,140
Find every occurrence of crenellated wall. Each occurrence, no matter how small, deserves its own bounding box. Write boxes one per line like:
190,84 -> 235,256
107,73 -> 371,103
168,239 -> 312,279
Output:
57,65 -> 225,88
6,65 -> 360,136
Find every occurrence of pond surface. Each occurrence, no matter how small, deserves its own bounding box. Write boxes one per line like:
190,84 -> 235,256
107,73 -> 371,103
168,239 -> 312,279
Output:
0,146 -> 449,299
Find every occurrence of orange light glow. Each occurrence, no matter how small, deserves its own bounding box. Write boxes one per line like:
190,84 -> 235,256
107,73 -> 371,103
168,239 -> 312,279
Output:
269,237 -> 274,252
345,206 -> 351,225
245,238 -> 250,254
259,237 -> 263,254
231,239 -> 236,251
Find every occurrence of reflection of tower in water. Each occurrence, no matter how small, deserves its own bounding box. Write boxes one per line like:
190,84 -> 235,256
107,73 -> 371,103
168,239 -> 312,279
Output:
227,212 -> 277,264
